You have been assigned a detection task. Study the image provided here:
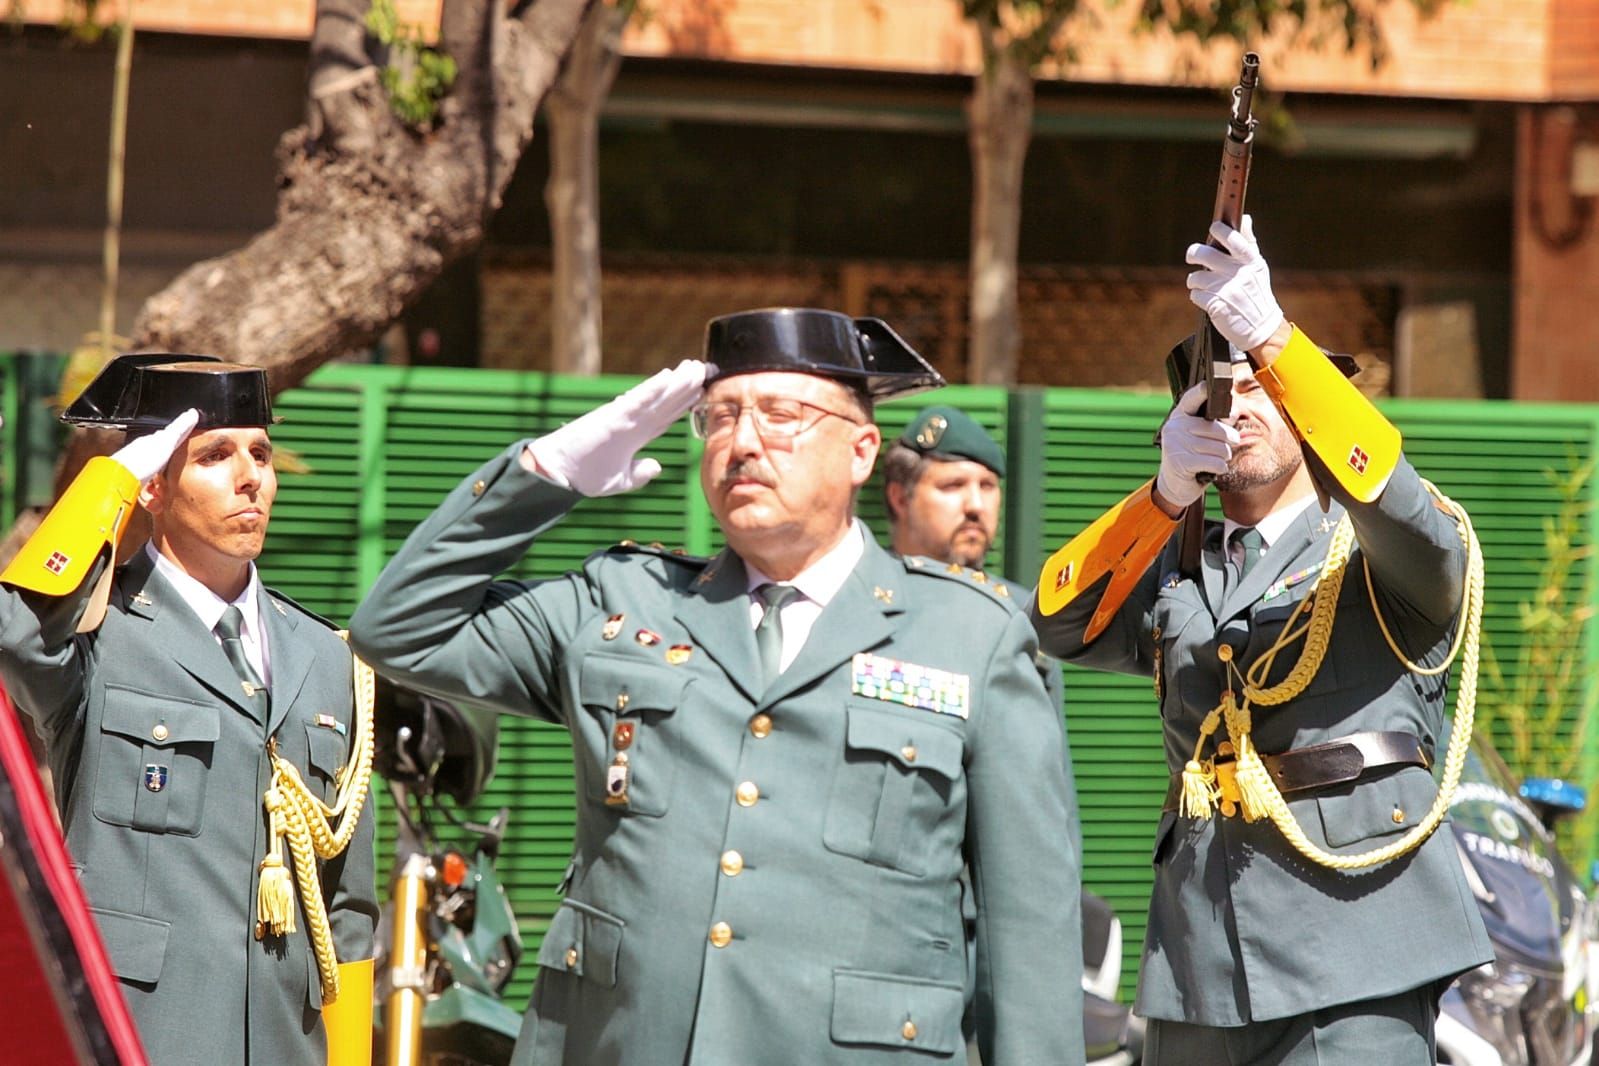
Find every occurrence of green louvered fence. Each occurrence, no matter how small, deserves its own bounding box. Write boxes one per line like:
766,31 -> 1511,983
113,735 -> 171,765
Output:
3,353 -> 1596,1007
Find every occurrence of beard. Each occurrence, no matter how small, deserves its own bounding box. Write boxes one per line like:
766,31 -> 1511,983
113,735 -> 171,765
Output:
1215,424 -> 1303,493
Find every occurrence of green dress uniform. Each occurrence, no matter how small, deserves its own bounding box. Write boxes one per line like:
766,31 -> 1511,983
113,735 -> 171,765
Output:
348,443 -> 1085,1066
0,548 -> 378,1065
1029,455 -> 1492,1036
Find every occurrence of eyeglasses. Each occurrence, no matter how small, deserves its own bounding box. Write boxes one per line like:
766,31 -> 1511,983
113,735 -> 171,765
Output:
690,397 -> 862,441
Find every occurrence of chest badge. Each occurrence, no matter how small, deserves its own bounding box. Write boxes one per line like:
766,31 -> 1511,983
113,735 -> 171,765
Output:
635,628 -> 661,647
665,644 -> 693,665
143,764 -> 169,793
602,614 -> 625,640
612,721 -> 636,751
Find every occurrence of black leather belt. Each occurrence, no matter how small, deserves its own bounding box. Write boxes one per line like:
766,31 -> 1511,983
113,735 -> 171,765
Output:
1162,730 -> 1431,813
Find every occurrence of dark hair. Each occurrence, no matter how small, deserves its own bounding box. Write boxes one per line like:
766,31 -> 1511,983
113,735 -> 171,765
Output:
880,442 -> 931,523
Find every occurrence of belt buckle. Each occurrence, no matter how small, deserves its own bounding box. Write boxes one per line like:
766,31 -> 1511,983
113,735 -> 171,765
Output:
1214,742 -> 1240,818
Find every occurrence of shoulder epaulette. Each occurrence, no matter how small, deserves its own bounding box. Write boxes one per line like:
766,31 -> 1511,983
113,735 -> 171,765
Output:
900,555 -> 1019,610
263,587 -> 341,631
606,540 -> 711,566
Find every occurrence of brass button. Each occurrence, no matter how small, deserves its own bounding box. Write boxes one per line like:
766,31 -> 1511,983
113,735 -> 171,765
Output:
1392,806 -> 1406,824
902,1019 -> 918,1041
720,850 -> 744,876
735,781 -> 760,807
151,723 -> 169,742
901,745 -> 917,763
749,714 -> 773,739
709,921 -> 733,948
564,947 -> 579,967
1217,644 -> 1233,663
472,479 -> 487,497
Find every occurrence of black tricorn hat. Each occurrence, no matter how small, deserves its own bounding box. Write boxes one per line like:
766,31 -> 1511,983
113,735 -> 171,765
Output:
62,353 -> 277,431
703,308 -> 945,400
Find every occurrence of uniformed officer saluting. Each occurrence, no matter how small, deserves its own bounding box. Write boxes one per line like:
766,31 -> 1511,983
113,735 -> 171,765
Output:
0,356 -> 378,1065
1030,218 -> 1493,1065
350,308 -> 1085,1066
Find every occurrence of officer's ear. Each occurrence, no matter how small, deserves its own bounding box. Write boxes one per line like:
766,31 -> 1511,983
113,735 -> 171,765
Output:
886,480 -> 908,523
138,472 -> 166,515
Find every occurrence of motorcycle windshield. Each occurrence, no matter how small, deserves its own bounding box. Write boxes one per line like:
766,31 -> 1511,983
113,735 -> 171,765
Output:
1448,731 -> 1574,972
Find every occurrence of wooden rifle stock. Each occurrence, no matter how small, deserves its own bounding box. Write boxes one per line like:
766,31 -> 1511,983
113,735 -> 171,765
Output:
1175,52 -> 1260,576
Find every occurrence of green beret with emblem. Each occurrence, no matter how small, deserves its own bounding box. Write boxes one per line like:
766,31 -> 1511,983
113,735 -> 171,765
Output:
897,405 -> 1005,477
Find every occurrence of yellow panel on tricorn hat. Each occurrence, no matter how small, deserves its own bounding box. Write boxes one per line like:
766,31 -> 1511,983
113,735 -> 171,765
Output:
702,307 -> 945,400
61,352 -> 278,431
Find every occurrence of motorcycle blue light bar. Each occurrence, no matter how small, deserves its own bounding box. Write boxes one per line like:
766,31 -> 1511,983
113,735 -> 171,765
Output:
1519,777 -> 1587,813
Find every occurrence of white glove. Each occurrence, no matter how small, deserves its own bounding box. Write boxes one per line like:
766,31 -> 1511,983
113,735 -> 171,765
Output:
1156,385 -> 1239,509
527,360 -> 707,496
112,408 -> 200,484
1185,214 -> 1285,352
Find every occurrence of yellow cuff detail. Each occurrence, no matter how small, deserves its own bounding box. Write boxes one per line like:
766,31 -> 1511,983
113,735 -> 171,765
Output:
0,456 -> 140,596
324,958 -> 374,1066
1253,326 -> 1400,503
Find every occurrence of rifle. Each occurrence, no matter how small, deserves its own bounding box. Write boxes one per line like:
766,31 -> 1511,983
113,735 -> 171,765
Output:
1165,52 -> 1260,577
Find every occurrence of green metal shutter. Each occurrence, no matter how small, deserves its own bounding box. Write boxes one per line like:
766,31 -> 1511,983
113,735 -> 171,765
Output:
253,368 -> 1599,1010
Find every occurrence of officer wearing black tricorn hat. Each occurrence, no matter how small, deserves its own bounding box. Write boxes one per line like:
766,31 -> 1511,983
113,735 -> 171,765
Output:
0,354 -> 377,1065
350,307 -> 1085,1065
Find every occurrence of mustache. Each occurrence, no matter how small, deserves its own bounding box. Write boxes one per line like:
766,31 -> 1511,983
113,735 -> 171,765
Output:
716,460 -> 776,490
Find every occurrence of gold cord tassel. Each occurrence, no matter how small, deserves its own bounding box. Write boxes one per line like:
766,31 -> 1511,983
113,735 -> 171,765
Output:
257,793 -> 297,936
1179,707 -> 1225,819
1180,759 -> 1218,819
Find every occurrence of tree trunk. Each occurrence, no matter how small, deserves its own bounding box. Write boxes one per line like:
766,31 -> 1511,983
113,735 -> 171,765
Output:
35,0 -> 594,500
965,48 -> 1034,386
544,0 -> 628,375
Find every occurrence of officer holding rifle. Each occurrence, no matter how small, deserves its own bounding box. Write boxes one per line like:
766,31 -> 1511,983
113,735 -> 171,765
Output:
1030,216 -> 1492,1065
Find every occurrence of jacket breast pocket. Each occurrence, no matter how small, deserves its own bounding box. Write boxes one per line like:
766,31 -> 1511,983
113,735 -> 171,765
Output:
578,654 -> 688,818
823,704 -> 964,877
93,686 -> 219,836
303,719 -> 348,804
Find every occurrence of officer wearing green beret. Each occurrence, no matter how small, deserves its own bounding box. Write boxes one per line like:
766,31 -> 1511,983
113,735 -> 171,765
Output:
351,308 -> 1084,1066
0,356 -> 378,1065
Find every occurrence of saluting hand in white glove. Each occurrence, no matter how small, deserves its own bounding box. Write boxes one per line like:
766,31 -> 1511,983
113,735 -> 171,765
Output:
1185,214 -> 1285,353
1156,384 -> 1239,511
112,408 -> 200,484
526,360 -> 708,497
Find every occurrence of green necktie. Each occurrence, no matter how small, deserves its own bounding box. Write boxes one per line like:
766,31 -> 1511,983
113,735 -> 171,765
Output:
1229,526 -> 1265,590
755,584 -> 800,687
215,605 -> 269,713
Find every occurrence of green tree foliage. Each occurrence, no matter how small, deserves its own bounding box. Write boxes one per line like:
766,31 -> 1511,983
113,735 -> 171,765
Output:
365,0 -> 458,128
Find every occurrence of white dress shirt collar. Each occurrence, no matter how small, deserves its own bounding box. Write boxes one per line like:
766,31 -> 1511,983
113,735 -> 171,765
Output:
145,543 -> 271,684
1222,492 -> 1319,551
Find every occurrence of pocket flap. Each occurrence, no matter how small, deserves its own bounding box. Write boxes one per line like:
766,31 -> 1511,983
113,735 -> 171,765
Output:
101,687 -> 220,746
1316,765 -> 1435,848
91,907 -> 170,985
845,705 -> 963,780
303,720 -> 346,778
830,969 -> 963,1054
536,899 -> 624,989
578,655 -> 686,716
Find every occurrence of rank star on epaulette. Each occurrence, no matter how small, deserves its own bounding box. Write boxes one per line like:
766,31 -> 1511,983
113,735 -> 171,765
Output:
851,653 -> 970,719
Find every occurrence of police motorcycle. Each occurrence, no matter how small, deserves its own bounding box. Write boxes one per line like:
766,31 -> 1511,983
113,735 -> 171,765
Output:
1435,727 -> 1599,1066
1082,890 -> 1146,1066
371,677 -> 524,1066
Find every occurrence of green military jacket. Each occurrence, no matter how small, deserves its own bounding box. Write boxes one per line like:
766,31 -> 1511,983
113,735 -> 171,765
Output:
1030,457 -> 1493,1026
0,548 -> 377,1065
349,443 -> 1084,1066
